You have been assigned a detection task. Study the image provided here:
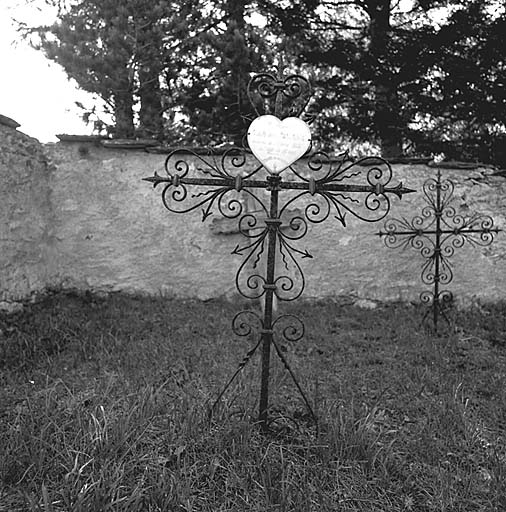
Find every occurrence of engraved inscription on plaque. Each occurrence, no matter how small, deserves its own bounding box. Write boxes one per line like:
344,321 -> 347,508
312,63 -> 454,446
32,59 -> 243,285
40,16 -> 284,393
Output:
247,115 -> 312,174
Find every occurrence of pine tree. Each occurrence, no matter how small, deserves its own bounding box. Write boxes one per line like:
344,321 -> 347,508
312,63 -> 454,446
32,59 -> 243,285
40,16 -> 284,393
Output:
27,0 -> 203,139
411,1 -> 506,164
261,0 -> 494,158
180,0 -> 272,146
30,0 -> 136,137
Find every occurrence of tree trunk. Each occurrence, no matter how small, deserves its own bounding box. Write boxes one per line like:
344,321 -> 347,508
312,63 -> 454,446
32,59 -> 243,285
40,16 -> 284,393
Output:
113,80 -> 135,138
368,0 -> 402,157
138,64 -> 163,139
222,0 -> 251,146
136,17 -> 164,140
133,2 -> 163,139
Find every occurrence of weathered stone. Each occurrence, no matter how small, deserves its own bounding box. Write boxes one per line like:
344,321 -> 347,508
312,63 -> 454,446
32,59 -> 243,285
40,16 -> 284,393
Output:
353,298 -> 378,310
0,125 -> 55,301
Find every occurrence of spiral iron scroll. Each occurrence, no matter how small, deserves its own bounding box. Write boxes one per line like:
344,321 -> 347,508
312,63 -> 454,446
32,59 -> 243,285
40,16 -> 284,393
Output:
378,171 -> 500,332
212,310 -> 315,422
146,147 -> 411,302
144,69 -> 415,425
247,71 -> 313,121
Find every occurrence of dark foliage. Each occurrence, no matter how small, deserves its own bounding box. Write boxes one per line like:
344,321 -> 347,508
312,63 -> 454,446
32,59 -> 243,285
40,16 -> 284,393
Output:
22,0 -> 506,164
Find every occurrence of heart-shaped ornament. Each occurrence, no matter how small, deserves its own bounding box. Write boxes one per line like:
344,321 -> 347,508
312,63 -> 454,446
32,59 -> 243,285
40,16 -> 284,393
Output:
247,115 -> 311,174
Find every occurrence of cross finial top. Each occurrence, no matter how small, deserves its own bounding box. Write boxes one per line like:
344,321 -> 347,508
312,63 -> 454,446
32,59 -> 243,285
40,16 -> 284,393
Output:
247,68 -> 312,120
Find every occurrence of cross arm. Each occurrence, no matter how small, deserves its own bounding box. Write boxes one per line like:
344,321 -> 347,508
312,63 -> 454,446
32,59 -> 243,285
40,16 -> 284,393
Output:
143,174 -> 415,198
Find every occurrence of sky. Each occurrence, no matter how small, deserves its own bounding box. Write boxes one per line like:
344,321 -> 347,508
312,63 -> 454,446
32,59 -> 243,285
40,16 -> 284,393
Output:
0,1 -> 95,142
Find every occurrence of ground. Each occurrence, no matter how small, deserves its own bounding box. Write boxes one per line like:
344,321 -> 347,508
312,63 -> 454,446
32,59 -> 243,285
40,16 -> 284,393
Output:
1,291 -> 505,511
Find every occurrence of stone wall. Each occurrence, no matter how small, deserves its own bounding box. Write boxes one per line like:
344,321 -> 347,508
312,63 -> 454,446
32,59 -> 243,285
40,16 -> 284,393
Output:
0,122 -> 56,303
1,121 -> 506,305
46,141 -> 241,300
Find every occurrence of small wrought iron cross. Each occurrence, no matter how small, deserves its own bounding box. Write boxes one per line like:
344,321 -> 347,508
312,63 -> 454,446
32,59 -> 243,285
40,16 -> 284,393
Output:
378,169 -> 500,333
144,69 -> 414,429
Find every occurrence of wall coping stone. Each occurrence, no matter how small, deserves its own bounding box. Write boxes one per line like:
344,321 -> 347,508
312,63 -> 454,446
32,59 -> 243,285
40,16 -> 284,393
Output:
48,136 -> 495,169
56,134 -> 105,142
428,160 -> 481,170
0,114 -> 20,129
101,138 -> 160,149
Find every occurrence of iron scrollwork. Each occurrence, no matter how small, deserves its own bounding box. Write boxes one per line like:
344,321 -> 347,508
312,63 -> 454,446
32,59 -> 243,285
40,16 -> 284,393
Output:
145,68 -> 414,428
146,148 -> 412,303
378,170 -> 500,333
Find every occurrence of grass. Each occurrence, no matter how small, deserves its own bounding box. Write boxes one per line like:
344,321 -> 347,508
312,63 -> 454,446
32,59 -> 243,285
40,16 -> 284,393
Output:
0,290 -> 505,511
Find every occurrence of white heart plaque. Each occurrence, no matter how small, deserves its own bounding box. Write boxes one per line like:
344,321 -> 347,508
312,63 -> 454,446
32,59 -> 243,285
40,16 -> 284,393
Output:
247,115 -> 311,174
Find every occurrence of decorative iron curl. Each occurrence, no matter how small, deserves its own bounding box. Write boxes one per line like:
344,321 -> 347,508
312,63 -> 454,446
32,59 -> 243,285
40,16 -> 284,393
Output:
219,147 -> 264,180
419,289 -> 434,307
377,170 -> 500,333
269,315 -> 317,425
232,310 -> 264,338
421,252 -> 454,286
457,214 -> 500,247
304,197 -> 332,224
217,192 -> 244,219
380,217 -> 435,256
210,310 -> 265,416
419,204 -> 436,225
272,314 -> 305,344
440,205 -> 466,231
423,172 -> 454,210
420,290 -> 454,330
238,213 -> 267,239
277,187 -> 331,225
440,234 -> 465,256
247,72 -> 312,119
161,183 -> 245,221
164,149 -> 223,180
274,271 -> 304,302
146,148 -> 263,222
232,208 -> 311,302
321,189 -> 391,226
365,159 -> 394,188
409,236 -> 434,259
164,155 -> 191,179
290,151 -> 335,182
145,69 -> 416,426
420,289 -> 454,312
234,244 -> 268,300
288,155 -> 401,226
280,215 -> 309,241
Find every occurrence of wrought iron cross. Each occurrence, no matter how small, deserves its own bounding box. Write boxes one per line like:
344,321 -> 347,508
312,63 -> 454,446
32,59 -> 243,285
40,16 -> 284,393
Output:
144,70 -> 414,429
378,170 -> 500,333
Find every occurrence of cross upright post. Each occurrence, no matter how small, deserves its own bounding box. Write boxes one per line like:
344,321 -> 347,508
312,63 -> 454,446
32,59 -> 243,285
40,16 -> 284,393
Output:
144,68 -> 415,430
378,169 -> 500,333
258,174 -> 281,426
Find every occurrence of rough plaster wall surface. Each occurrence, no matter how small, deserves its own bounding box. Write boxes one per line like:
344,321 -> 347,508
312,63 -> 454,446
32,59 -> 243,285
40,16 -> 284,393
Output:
2,129 -> 505,304
301,165 -> 506,304
0,125 -> 56,301
44,144 -> 506,304
46,143 -> 242,300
